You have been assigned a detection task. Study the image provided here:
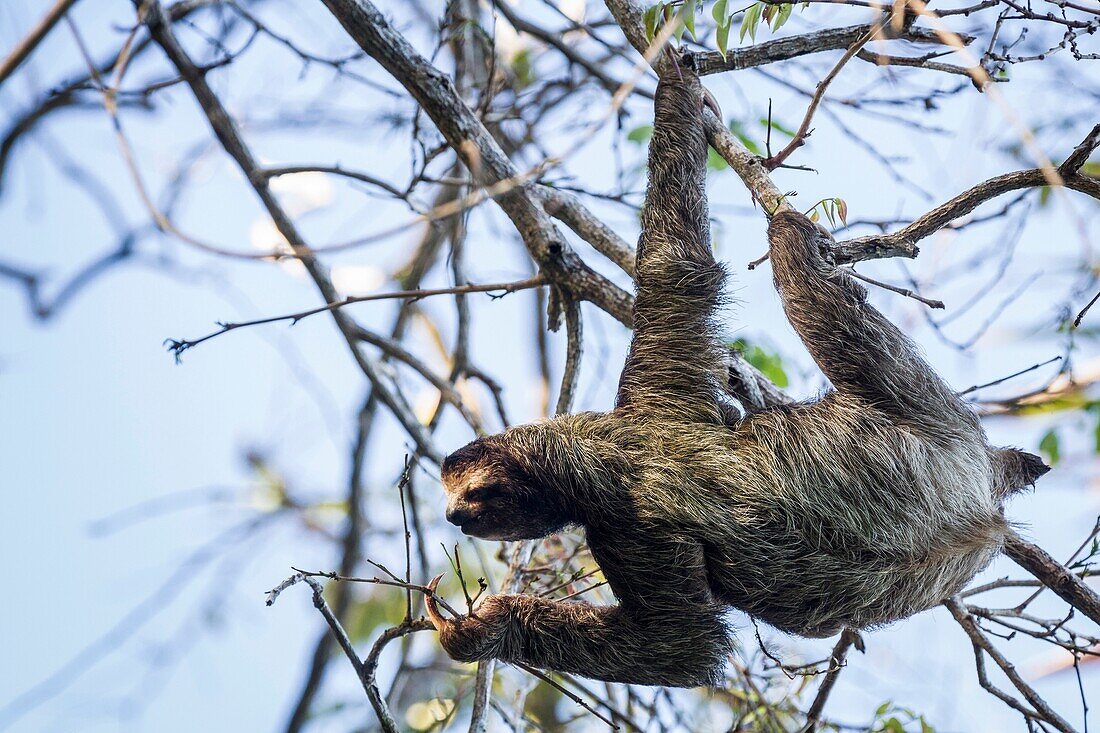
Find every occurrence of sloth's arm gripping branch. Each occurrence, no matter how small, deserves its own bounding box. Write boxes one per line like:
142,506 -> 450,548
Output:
767,211 -> 975,429
615,67 -> 729,424
426,537 -> 730,687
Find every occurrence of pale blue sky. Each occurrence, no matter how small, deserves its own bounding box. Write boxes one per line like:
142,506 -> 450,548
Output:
1,1 -> 1098,731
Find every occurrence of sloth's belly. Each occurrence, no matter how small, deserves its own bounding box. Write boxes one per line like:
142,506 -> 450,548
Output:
701,474 -> 1005,638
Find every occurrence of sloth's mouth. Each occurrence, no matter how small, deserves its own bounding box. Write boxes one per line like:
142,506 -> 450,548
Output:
461,513 -> 507,540
459,512 -> 487,533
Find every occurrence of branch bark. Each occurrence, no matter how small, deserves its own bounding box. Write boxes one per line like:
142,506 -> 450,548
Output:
1004,530 -> 1100,626
691,22 -> 974,76
139,0 -> 443,462
0,0 -> 81,86
320,0 -> 634,327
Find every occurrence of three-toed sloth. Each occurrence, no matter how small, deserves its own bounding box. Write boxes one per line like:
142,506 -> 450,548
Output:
425,58 -> 1048,688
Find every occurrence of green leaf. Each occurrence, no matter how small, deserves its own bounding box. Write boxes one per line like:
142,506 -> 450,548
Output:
730,338 -> 789,388
644,3 -> 663,42
875,701 -> 893,717
682,0 -> 697,40
627,124 -> 654,145
883,719 -> 906,733
740,3 -> 762,42
716,18 -> 731,59
511,48 -> 535,88
1039,428 -> 1061,466
774,3 -> 793,30
759,116 -> 796,138
712,0 -> 729,22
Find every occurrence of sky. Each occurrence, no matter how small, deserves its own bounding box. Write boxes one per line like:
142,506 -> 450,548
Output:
0,1 -> 1098,732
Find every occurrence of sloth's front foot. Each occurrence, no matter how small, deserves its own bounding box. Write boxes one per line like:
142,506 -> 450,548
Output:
424,574 -> 507,663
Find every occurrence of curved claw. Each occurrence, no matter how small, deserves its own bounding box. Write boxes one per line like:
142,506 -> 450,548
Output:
424,573 -> 446,630
702,86 -> 723,120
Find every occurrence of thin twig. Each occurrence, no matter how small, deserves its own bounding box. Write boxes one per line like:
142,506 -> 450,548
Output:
960,356 -> 1062,395
801,628 -> 861,732
165,276 -> 544,360
846,267 -> 945,309
0,0 -> 81,86
765,24 -> 881,170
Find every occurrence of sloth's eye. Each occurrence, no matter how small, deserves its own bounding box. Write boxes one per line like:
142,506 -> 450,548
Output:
466,483 -> 502,502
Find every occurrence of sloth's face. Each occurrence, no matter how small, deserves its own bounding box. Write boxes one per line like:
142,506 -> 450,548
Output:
441,437 -> 566,541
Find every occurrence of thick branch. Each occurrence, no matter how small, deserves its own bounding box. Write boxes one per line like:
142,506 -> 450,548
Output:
535,185 -> 636,276
1004,531 -> 1100,626
692,23 -> 974,75
835,144 -> 1100,263
320,0 -> 634,327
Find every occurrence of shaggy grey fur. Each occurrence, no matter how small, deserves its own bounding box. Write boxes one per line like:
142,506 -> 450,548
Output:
428,61 -> 1048,688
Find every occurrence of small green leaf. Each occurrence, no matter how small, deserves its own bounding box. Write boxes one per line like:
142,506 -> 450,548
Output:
1039,428 -> 1061,466
627,124 -> 654,145
682,0 -> 697,40
644,3 -> 663,42
740,3 -> 762,42
712,0 -> 729,22
729,120 -> 763,155
774,3 -> 793,30
759,116 -> 796,138
730,339 -> 788,388
716,18 -> 730,59
511,48 -> 535,88
835,197 -> 848,226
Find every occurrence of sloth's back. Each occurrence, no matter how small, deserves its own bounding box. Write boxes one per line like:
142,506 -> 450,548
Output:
692,392 -> 1006,636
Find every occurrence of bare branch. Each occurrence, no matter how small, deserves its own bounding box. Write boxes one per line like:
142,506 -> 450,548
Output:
765,24 -> 880,170
164,276 -> 544,360
321,0 -> 635,327
692,22 -> 974,75
1004,531 -> 1100,626
0,0 -> 81,86
945,597 -> 1078,733
802,628 -> 862,733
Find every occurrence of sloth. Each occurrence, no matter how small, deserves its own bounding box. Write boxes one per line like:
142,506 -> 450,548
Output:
424,59 -> 1048,687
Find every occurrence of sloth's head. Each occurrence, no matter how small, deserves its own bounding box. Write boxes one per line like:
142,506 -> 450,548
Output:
441,432 -> 569,541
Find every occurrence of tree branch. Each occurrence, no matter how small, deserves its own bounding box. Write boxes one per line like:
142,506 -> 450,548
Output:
164,276 -> 544,360
140,0 -> 443,462
1004,530 -> 1100,626
320,0 -> 635,327
0,0 -> 81,86
692,22 -> 974,75
835,123 -> 1100,262
945,597 -> 1078,733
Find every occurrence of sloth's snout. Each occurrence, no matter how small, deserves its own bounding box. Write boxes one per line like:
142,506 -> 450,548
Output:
445,504 -> 479,526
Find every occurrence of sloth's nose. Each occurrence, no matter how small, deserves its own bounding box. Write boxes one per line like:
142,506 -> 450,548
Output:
446,505 -> 478,526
